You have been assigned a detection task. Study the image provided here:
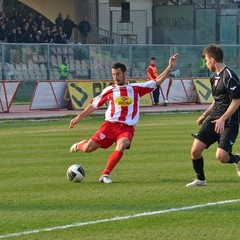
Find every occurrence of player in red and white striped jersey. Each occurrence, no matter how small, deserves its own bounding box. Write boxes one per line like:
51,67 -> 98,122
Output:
69,53 -> 178,183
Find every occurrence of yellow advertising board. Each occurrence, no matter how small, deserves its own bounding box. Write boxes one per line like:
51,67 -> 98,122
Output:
67,80 -> 152,110
193,78 -> 213,104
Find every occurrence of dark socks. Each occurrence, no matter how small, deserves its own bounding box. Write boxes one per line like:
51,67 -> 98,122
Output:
192,157 -> 205,181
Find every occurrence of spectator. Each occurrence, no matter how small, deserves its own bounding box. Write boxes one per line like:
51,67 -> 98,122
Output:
25,33 -> 35,43
55,13 -> 64,31
6,18 -> 17,33
43,28 -> 54,43
12,10 -> 23,28
64,14 -> 77,41
22,24 -> 30,42
37,30 -> 44,41
39,21 -> 46,36
16,27 -> 24,43
77,16 -> 91,44
0,11 -> 8,25
19,17 -> 27,30
34,33 -> 42,43
26,16 -> 34,27
35,14 -> 43,28
59,56 -> 69,80
199,54 -> 208,77
147,57 -> 160,106
54,27 -> 68,44
26,11 -> 34,22
29,23 -> 38,36
7,28 -> 18,43
0,23 -> 8,42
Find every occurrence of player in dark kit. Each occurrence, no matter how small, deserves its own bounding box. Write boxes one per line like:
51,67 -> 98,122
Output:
187,44 -> 240,187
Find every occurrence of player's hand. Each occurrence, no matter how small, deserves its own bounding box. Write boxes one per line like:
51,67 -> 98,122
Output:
69,117 -> 79,129
196,115 -> 206,125
169,53 -> 178,67
211,119 -> 225,133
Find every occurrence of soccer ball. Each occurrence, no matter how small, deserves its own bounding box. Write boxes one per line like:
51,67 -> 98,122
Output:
67,164 -> 85,182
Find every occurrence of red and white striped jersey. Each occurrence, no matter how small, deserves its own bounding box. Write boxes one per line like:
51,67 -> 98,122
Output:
90,80 -> 156,126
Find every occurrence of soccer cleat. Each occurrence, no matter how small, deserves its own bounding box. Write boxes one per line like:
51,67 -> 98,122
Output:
186,179 -> 207,187
99,174 -> 112,184
70,140 -> 86,153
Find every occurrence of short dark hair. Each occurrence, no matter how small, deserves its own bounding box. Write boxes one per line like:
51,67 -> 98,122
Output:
203,44 -> 224,63
151,57 -> 155,60
112,62 -> 126,73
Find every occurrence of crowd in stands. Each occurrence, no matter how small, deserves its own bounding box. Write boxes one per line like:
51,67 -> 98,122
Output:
0,10 -> 81,44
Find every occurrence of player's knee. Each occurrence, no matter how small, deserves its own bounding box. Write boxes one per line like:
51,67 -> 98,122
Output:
117,139 -> 130,151
83,146 -> 92,153
82,143 -> 93,153
191,147 -> 202,159
216,149 -> 229,163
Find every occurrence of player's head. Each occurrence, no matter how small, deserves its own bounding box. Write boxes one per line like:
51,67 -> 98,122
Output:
111,63 -> 127,86
203,44 -> 224,72
150,57 -> 156,65
203,44 -> 223,62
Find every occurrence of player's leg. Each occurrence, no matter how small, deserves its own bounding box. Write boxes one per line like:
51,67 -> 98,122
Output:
149,92 -> 155,105
99,125 -> 134,183
99,137 -> 130,184
187,120 -> 217,187
217,125 -> 240,176
70,139 -> 100,153
186,138 -> 207,187
70,121 -> 113,154
102,137 -> 130,174
164,78 -> 172,105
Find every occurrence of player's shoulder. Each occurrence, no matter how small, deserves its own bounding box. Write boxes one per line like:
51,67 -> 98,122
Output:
225,66 -> 238,79
129,80 -> 155,87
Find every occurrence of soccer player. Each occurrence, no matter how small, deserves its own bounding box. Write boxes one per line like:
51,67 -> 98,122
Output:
69,53 -> 178,183
186,44 -> 240,187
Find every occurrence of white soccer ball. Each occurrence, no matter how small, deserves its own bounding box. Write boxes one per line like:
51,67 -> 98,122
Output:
67,164 -> 85,182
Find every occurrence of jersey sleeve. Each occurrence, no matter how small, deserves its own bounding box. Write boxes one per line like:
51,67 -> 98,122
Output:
90,85 -> 113,108
131,80 -> 156,97
227,74 -> 240,100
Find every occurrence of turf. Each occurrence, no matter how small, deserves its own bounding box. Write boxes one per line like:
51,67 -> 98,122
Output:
0,113 -> 240,240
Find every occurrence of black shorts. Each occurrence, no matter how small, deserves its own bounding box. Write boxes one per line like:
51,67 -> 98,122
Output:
193,118 -> 239,153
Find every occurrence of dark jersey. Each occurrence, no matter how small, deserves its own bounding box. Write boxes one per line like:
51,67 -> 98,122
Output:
209,66 -> 240,124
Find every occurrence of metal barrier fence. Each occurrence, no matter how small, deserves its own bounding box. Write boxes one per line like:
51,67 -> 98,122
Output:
1,43 -> 240,100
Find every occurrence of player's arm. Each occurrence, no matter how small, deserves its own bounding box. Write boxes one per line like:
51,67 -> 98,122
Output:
196,101 -> 214,125
212,98 -> 240,133
155,53 -> 178,86
220,99 -> 240,121
69,104 -> 96,129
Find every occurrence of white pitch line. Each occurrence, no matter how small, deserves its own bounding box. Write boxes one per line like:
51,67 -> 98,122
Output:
0,199 -> 239,239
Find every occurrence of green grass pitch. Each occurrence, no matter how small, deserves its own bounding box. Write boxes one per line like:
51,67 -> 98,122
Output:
0,113 -> 240,240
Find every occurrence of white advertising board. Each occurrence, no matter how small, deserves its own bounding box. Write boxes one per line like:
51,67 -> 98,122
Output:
0,81 -> 21,113
30,81 -> 69,110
